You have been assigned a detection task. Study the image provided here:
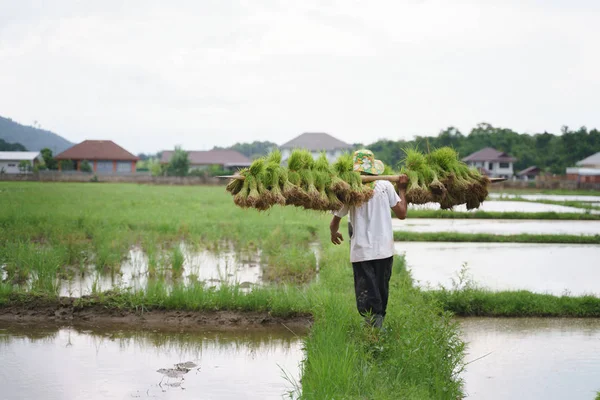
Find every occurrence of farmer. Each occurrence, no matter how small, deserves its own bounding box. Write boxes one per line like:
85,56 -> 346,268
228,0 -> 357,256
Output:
329,149 -> 407,328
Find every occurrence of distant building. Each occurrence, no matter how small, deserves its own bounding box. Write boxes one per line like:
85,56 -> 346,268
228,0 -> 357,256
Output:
0,151 -> 42,174
566,151 -> 600,183
55,140 -> 139,173
160,149 -> 251,172
280,132 -> 353,162
462,147 -> 517,178
517,166 -> 541,181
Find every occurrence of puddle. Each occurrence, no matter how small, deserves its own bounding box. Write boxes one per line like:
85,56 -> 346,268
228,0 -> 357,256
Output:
59,244 -> 262,297
489,193 -> 600,202
395,242 -> 600,296
0,323 -> 304,400
409,200 -> 598,214
460,318 -> 600,399
393,218 -> 600,235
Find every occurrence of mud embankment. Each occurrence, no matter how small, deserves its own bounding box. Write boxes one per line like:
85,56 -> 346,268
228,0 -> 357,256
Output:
0,297 -> 312,330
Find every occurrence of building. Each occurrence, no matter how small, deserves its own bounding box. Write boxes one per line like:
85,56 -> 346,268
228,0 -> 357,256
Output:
160,149 -> 251,172
462,147 -> 517,178
0,151 -> 42,174
566,152 -> 600,183
517,166 -> 541,181
55,140 -> 139,173
280,132 -> 353,162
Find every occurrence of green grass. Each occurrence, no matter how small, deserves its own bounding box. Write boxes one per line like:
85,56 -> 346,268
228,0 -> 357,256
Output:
407,209 -> 600,220
427,288 -> 600,317
394,231 -> 600,244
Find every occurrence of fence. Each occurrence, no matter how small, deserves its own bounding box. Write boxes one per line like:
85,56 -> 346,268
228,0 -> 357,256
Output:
0,171 -> 223,185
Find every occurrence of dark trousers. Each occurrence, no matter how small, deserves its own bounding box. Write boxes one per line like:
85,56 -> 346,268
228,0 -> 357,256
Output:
352,256 -> 393,317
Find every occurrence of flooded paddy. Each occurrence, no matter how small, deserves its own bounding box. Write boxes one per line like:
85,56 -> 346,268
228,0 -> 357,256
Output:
395,242 -> 600,296
460,318 -> 600,399
59,244 -> 263,297
410,200 -> 596,213
0,323 -> 304,400
489,193 -> 600,202
393,218 -> 600,236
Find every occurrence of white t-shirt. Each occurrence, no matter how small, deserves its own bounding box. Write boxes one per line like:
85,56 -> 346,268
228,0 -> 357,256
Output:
334,180 -> 401,263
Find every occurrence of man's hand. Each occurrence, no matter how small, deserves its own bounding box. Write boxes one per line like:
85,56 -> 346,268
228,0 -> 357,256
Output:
331,231 -> 344,245
396,174 -> 408,193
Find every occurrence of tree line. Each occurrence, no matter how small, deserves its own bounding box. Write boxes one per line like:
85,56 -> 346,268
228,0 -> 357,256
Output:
215,124 -> 600,174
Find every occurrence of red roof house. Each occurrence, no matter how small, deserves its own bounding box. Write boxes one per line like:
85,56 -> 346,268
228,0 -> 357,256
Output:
55,140 -> 139,173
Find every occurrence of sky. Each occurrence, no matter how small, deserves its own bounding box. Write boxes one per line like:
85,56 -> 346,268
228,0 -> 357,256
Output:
1,0 -> 599,154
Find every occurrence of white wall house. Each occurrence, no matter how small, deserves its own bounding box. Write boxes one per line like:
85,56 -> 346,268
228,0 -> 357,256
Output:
280,132 -> 353,163
462,147 -> 517,178
0,152 -> 42,174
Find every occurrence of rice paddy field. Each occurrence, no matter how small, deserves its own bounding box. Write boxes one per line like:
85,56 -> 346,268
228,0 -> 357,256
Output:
1,181 -> 600,399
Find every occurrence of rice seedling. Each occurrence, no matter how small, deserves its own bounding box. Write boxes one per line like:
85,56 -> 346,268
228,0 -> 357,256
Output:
227,146 -> 490,212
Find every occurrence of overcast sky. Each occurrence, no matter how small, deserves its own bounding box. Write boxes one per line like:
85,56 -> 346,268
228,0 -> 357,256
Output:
1,0 -> 599,154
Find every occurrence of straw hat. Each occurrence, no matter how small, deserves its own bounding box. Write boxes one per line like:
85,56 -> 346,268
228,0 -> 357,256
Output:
353,149 -> 385,175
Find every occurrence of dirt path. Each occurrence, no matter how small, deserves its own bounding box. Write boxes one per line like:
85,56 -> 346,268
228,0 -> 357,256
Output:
0,298 -> 312,331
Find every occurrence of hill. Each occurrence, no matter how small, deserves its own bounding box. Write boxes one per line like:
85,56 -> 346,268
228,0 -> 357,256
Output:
0,116 -> 74,154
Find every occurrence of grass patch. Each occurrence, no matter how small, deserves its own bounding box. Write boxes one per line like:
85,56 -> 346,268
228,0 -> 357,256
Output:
394,231 -> 600,244
495,196 -> 600,211
427,288 -> 600,317
407,209 -> 600,220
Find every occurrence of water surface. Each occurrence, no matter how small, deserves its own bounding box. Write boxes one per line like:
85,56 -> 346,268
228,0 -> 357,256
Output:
395,242 -> 600,296
0,323 -> 304,400
460,318 -> 600,400
410,200 -> 596,213
393,218 -> 600,236
489,193 -> 600,202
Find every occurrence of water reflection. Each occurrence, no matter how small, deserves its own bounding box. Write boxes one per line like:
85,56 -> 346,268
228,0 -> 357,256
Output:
409,200 -> 596,213
393,218 -> 600,235
59,244 -> 262,297
395,242 -> 600,296
0,323 -> 304,400
460,318 -> 600,400
489,193 -> 600,202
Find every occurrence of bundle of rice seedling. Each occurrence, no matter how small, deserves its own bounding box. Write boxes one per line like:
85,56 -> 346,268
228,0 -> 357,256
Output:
313,153 -> 339,210
424,147 -> 490,209
286,150 -> 311,207
331,154 -> 354,202
227,168 -> 247,195
402,148 -> 434,204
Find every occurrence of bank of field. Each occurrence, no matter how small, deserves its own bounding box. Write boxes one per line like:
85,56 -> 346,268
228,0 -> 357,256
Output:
394,231 -> 600,244
1,182 -> 464,399
408,209 -> 600,220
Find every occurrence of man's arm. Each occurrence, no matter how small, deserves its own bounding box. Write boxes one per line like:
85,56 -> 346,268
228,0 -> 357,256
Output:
330,215 -> 344,245
392,177 -> 408,220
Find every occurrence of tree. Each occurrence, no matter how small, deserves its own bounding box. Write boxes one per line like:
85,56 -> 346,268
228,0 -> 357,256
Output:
167,146 -> 190,176
40,148 -> 58,170
0,139 -> 26,151
80,160 -> 92,173
59,159 -> 74,171
18,160 -> 32,174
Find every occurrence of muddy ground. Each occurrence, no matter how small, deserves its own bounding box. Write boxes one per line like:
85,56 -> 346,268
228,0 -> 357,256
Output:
0,297 -> 312,331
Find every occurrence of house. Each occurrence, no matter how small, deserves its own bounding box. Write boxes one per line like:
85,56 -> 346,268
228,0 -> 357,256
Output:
566,152 -> 600,183
0,151 -> 42,174
517,166 -> 541,181
55,140 -> 139,173
160,149 -> 251,172
280,132 -> 353,162
462,147 -> 517,178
